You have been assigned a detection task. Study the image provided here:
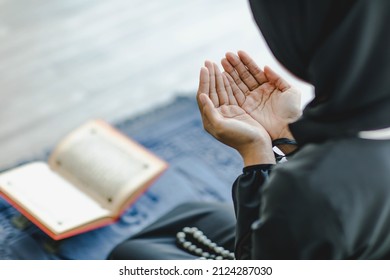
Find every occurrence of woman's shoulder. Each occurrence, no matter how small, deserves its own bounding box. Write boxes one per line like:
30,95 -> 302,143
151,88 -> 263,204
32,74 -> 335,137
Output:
273,138 -> 382,183
267,138 -> 390,214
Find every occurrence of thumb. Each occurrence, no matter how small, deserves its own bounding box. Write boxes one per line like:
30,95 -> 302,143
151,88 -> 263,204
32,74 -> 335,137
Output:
264,66 -> 290,91
199,93 -> 220,125
199,93 -> 210,106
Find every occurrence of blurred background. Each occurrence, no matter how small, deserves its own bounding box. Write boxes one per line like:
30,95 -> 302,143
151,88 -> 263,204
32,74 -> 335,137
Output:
0,0 -> 313,170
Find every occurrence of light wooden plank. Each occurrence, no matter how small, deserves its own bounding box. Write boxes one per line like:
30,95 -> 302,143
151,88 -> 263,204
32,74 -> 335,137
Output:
0,0 -> 313,169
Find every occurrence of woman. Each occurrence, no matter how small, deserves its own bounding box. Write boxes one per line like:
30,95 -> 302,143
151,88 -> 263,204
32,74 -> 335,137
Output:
109,0 -> 390,259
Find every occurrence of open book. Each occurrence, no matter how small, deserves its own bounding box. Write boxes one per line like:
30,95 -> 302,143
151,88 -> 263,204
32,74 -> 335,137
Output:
0,120 -> 168,240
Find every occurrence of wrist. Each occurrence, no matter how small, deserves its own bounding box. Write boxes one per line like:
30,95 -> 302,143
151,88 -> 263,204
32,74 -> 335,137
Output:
238,140 -> 276,166
274,127 -> 298,155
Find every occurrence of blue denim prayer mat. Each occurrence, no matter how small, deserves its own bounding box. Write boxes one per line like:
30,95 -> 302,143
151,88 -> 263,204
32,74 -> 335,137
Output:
0,95 -> 242,259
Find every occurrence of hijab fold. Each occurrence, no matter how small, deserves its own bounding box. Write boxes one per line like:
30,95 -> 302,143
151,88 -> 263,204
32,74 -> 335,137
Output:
249,0 -> 390,145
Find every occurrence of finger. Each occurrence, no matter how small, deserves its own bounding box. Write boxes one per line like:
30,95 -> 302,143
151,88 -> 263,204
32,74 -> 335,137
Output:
199,93 -> 221,133
205,60 -> 219,106
226,52 -> 259,91
237,50 -> 268,85
196,67 -> 209,111
264,66 -> 291,91
213,63 -> 229,105
221,57 -> 250,94
222,73 -> 237,106
224,72 -> 245,106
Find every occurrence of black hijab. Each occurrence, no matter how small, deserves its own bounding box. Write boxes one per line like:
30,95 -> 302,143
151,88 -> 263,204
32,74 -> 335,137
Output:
249,0 -> 390,146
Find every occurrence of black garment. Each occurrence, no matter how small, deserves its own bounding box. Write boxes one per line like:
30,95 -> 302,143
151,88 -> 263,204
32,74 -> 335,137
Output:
234,138 -> 390,259
231,0 -> 390,259
249,0 -> 390,146
109,137 -> 390,260
108,202 -> 235,259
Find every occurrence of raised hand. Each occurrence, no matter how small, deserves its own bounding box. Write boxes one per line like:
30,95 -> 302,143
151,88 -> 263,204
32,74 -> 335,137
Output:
221,51 -> 302,141
197,61 -> 276,165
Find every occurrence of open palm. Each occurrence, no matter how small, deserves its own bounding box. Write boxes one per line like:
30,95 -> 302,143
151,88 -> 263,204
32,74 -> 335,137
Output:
196,61 -> 272,155
221,51 -> 301,140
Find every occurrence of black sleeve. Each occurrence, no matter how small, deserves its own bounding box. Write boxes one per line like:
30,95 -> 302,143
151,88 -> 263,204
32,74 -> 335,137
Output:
232,165 -> 346,259
232,164 -> 273,259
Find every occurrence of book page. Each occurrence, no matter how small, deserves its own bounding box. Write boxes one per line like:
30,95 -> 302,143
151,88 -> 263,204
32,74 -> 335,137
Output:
49,120 -> 166,211
0,162 -> 110,234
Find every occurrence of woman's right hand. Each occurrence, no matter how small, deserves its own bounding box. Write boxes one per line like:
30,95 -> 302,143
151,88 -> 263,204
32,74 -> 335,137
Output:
221,51 -> 302,142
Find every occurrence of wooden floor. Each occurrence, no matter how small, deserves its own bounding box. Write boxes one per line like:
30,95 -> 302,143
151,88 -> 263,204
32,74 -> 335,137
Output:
0,0 -> 313,169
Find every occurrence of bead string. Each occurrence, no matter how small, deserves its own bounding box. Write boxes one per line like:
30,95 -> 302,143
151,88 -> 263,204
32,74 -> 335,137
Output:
176,227 -> 235,260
